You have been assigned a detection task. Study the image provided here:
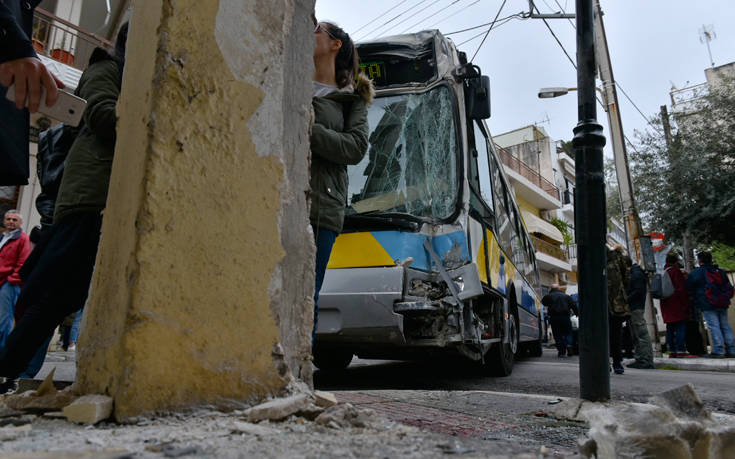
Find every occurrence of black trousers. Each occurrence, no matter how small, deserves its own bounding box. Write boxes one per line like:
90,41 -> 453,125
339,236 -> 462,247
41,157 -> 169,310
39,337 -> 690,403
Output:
549,315 -> 572,356
0,212 -> 102,378
609,315 -> 625,364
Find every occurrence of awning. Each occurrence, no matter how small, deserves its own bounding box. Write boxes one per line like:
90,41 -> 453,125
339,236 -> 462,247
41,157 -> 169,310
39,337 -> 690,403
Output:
521,210 -> 564,243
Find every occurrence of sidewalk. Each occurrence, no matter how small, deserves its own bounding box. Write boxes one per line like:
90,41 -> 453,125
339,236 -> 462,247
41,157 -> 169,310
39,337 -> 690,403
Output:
640,355 -> 735,372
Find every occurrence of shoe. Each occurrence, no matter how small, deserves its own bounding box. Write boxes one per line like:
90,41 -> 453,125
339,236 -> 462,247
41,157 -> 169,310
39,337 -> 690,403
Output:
668,353 -> 680,358
557,353 -> 567,358
679,353 -> 698,358
613,362 -> 624,374
727,354 -> 735,358
0,378 -> 18,395
627,361 -> 654,369
705,353 -> 725,359
68,343 -> 76,351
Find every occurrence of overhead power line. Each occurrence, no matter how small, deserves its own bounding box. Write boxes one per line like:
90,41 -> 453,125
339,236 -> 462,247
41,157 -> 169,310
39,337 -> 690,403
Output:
427,0 -> 482,29
399,0 -> 464,34
375,0 -> 445,38
456,15 -> 522,47
353,0 -> 412,35
357,0 -> 430,41
470,0 -> 508,62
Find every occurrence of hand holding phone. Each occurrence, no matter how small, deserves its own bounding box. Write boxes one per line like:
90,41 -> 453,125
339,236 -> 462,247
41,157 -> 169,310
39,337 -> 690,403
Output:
5,83 -> 86,127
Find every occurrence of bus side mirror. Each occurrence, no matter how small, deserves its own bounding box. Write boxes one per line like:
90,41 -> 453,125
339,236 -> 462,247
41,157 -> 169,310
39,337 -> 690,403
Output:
467,75 -> 491,120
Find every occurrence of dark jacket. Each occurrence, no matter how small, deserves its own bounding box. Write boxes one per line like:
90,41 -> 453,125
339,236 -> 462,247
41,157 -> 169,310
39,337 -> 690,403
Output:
626,264 -> 647,311
542,288 -> 578,317
0,229 -> 30,286
661,263 -> 690,323
686,264 -> 732,312
53,49 -> 121,223
0,0 -> 42,185
310,73 -> 373,233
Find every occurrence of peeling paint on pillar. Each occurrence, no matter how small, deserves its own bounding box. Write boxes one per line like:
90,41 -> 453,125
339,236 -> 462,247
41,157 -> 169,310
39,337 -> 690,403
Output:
76,0 -> 316,420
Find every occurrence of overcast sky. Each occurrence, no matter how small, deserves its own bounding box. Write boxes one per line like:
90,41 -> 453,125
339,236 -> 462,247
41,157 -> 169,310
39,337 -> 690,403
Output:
315,0 -> 735,158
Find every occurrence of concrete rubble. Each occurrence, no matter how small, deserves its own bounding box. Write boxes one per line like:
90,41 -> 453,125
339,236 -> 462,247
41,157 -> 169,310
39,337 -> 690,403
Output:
63,395 -> 114,424
547,384 -> 735,458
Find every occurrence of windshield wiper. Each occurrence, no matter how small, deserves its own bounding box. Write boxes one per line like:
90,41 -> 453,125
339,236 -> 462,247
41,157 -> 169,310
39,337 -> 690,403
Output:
343,212 -> 421,232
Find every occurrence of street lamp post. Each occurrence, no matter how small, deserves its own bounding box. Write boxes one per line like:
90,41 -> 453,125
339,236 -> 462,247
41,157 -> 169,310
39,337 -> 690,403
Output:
572,0 -> 609,402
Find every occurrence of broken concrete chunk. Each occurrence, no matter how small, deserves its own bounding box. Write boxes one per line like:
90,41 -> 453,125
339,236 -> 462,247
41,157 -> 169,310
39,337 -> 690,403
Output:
315,403 -> 376,428
295,403 -> 325,421
313,390 -> 338,408
5,386 -> 77,413
546,398 -> 586,421
244,393 -> 312,423
649,384 -> 712,421
63,395 -> 113,424
35,368 -> 57,396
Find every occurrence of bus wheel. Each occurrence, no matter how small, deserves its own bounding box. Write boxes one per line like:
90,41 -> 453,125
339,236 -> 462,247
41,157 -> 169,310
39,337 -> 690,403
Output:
313,347 -> 353,372
526,340 -> 543,357
485,313 -> 517,376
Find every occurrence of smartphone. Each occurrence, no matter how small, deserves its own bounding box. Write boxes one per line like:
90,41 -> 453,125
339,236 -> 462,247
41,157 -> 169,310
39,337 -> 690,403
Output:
5,83 -> 86,127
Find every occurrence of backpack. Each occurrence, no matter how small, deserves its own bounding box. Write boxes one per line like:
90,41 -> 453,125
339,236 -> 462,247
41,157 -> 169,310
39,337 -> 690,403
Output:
704,268 -> 734,308
651,267 -> 675,300
36,123 -> 79,224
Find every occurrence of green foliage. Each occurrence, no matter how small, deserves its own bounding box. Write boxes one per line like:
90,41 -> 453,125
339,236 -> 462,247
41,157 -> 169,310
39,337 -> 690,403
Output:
550,217 -> 573,246
630,74 -> 735,246
711,242 -> 735,271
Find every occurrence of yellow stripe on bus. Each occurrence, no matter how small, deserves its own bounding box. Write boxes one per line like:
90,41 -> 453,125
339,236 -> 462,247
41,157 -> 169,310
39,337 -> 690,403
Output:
327,232 -> 395,269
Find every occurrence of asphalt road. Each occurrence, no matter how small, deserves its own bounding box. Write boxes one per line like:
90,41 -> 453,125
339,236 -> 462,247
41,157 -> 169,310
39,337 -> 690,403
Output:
315,347 -> 735,415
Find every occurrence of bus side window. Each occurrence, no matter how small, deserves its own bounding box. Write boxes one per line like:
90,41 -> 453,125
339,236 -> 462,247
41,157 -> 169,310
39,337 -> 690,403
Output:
473,122 -> 494,211
491,158 -> 512,254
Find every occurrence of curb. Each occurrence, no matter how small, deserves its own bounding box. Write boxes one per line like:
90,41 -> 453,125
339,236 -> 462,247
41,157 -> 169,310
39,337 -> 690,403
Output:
628,357 -> 735,372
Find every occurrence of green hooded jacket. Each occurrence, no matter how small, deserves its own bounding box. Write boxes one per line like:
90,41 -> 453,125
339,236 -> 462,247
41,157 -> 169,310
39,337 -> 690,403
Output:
310,73 -> 374,233
54,50 -> 120,223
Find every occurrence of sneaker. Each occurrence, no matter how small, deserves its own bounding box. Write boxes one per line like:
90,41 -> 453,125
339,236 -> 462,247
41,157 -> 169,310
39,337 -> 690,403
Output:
68,343 -> 76,351
668,353 -> 680,358
613,362 -> 624,374
679,353 -> 698,358
706,353 -> 726,359
627,361 -> 654,369
0,378 -> 18,395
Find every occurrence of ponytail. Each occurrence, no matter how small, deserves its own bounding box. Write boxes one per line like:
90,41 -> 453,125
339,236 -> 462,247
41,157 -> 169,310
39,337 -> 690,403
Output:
323,22 -> 359,89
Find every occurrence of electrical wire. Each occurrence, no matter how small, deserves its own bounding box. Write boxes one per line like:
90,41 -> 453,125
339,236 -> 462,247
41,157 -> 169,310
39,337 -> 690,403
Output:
399,0 -> 464,34
357,0 -> 431,40
352,0 -> 412,35
375,0 -> 445,38
470,0 -> 508,62
427,0 -> 482,29
444,12 -> 526,35
456,15 -> 521,47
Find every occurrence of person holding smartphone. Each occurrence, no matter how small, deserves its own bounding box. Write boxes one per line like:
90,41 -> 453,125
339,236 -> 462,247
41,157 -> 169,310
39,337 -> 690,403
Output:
0,0 -> 65,185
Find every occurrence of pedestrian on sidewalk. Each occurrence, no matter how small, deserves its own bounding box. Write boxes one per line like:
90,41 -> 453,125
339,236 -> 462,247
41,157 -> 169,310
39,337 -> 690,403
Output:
625,263 -> 654,369
310,19 -> 372,344
661,253 -> 695,358
607,245 -> 631,374
686,251 -> 735,358
541,284 -> 577,358
0,24 -> 128,394
0,210 -> 30,348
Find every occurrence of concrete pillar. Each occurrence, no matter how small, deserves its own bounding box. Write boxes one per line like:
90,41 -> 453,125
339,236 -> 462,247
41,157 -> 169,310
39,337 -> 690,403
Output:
76,0 -> 315,420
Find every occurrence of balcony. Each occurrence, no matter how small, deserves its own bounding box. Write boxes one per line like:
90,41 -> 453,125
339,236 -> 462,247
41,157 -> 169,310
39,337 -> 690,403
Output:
497,146 -> 561,210
31,8 -> 114,88
531,235 -> 571,273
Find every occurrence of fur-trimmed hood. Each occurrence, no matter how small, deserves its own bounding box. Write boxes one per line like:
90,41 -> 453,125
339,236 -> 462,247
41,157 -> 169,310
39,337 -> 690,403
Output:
354,72 -> 375,106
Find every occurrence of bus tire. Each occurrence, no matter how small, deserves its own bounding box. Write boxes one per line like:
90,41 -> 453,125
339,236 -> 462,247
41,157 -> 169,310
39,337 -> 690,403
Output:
313,348 -> 353,372
526,340 -> 543,357
485,312 -> 518,376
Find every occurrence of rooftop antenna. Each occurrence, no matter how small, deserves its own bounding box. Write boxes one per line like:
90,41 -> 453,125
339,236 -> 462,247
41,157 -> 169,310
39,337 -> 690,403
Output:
699,24 -> 716,68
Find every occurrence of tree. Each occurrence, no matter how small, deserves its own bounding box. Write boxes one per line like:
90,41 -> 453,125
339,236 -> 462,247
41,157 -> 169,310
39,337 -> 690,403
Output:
630,74 -> 735,246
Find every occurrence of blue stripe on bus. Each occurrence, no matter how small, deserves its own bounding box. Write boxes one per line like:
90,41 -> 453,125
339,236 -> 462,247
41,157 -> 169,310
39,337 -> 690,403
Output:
371,230 -> 470,272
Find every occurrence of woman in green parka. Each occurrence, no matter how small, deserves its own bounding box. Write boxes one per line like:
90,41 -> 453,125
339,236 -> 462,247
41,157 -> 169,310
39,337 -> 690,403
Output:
311,20 -> 374,342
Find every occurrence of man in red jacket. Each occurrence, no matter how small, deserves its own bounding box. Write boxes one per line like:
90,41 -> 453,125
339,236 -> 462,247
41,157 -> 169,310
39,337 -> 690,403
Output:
0,210 -> 30,348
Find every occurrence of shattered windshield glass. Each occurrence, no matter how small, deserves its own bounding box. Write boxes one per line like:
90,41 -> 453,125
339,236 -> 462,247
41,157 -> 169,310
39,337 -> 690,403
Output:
346,85 -> 459,220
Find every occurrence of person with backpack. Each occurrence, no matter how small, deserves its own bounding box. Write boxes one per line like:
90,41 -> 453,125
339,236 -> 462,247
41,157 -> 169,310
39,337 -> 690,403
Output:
541,284 -> 578,358
607,245 -> 631,374
686,251 -> 735,358
661,252 -> 694,358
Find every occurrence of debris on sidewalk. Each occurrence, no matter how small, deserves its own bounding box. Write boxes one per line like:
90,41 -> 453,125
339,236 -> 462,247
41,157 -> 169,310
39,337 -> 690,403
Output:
243,392 -> 316,422
3,370 -> 77,413
314,390 -> 338,408
315,403 -> 377,429
63,395 -> 113,424
550,384 -> 735,458
0,424 -> 31,441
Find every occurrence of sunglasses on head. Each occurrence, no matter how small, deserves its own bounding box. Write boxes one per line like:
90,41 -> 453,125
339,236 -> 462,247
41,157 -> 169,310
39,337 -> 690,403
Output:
314,23 -> 339,41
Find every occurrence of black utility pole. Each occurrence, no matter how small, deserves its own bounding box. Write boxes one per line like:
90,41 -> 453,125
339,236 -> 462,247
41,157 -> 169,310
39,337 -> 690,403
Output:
573,0 -> 609,401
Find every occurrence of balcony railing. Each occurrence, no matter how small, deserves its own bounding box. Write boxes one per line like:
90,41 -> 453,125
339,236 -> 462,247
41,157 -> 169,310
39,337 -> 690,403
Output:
32,8 -> 113,71
531,235 -> 568,262
497,146 -> 560,201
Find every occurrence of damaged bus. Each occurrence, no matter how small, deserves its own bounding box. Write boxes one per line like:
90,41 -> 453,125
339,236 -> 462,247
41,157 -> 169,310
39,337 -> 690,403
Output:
314,30 -> 543,376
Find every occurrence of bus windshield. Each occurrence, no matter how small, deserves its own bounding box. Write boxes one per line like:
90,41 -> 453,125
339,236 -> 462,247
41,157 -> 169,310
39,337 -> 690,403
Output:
346,85 -> 460,221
